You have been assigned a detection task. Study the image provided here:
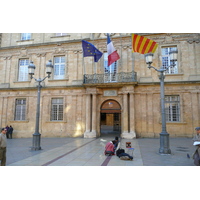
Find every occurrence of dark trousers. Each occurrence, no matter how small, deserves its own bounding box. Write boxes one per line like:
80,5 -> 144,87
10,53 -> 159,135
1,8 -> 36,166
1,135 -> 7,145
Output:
0,147 -> 6,166
9,133 -> 12,139
119,153 -> 133,160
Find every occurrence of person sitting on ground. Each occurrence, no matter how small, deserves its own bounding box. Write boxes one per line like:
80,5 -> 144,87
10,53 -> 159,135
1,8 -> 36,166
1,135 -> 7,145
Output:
116,148 -> 133,160
114,136 -> 119,151
118,152 -> 133,160
105,140 -> 116,156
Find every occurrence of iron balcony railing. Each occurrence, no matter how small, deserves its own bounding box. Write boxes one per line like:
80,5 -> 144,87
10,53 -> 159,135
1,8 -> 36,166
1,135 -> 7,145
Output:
83,71 -> 137,84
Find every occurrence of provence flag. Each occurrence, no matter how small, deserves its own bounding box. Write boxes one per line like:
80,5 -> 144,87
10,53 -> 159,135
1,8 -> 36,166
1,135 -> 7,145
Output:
132,34 -> 158,54
82,40 -> 103,62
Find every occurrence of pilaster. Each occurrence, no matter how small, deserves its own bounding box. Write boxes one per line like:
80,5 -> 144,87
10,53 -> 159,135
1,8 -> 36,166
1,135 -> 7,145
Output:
84,88 -> 98,138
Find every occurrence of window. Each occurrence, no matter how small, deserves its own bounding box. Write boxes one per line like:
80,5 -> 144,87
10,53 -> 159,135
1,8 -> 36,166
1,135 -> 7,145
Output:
15,99 -> 26,121
51,98 -> 63,121
18,59 -> 29,81
55,33 -> 67,36
162,47 -> 178,74
21,33 -> 31,40
53,56 -> 65,79
165,96 -> 180,122
104,53 -> 117,82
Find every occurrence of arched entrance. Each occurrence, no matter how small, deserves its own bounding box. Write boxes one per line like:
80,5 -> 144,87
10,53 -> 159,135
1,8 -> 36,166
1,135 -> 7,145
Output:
100,100 -> 121,137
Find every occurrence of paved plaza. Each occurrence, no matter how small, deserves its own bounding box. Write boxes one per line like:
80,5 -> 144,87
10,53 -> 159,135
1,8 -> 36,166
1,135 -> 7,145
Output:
4,133 -> 197,166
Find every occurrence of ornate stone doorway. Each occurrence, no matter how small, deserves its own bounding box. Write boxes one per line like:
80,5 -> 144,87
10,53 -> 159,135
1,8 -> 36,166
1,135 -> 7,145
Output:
100,100 -> 121,137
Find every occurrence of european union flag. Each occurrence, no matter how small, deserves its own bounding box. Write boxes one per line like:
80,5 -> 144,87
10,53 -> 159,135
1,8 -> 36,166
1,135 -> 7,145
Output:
82,40 -> 103,62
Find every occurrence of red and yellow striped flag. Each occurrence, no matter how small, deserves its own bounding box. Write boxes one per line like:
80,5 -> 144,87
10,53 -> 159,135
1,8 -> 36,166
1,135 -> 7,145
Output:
132,34 -> 158,54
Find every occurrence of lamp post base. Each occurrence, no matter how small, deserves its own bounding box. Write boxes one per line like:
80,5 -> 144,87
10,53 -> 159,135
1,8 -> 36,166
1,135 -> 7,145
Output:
31,133 -> 41,151
159,132 -> 171,154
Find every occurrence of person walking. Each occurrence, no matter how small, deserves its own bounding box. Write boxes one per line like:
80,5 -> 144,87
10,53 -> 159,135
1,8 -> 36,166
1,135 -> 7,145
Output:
8,125 -> 14,139
0,128 -> 7,166
5,125 -> 9,139
192,127 -> 200,166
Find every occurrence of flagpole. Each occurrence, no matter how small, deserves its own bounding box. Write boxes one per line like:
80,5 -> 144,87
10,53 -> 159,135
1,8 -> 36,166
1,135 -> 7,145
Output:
120,33 -> 123,72
92,37 -> 96,82
131,34 -> 134,72
83,57 -> 85,75
94,62 -> 97,83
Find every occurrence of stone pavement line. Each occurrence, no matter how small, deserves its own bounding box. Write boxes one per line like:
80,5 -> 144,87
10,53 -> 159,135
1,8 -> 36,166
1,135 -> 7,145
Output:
42,138 -> 98,166
101,156 -> 112,166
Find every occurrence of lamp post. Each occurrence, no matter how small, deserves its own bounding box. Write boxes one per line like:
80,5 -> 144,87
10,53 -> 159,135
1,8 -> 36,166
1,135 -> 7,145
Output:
28,60 -> 53,150
144,49 -> 178,154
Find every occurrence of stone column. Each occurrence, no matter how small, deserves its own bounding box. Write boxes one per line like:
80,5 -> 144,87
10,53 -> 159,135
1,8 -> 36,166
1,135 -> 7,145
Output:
84,93 -> 97,138
129,92 -> 136,138
84,94 -> 91,137
91,94 -> 97,137
123,93 -> 128,133
121,93 -> 128,138
121,92 -> 136,139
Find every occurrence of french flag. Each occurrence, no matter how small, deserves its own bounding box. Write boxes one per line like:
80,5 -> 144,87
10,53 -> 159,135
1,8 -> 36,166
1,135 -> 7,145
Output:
107,33 -> 120,66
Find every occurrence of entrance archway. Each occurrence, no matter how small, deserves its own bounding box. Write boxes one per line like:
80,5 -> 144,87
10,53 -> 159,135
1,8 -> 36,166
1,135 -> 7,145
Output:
100,100 -> 121,137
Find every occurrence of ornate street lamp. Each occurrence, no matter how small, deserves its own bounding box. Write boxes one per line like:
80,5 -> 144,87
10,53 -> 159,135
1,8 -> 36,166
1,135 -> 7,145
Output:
28,60 -> 53,150
145,49 -> 178,154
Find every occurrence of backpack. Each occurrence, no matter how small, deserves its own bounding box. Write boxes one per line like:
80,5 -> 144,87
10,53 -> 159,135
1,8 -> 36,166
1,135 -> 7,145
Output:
116,148 -> 125,157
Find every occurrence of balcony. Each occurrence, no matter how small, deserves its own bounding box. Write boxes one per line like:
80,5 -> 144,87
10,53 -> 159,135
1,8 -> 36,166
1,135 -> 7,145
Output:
83,71 -> 137,85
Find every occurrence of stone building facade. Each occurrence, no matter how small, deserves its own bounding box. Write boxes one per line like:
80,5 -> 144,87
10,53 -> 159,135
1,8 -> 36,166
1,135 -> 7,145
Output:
0,33 -> 200,138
